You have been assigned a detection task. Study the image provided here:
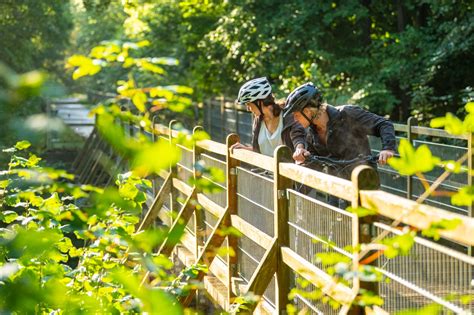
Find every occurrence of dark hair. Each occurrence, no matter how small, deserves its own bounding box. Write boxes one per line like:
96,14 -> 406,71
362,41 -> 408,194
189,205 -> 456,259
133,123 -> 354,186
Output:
260,94 -> 282,117
306,95 -> 323,109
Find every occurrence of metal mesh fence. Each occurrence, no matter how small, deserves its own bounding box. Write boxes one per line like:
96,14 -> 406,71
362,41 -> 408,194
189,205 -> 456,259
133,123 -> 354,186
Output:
236,167 -> 274,236
288,190 -> 354,266
236,167 -> 275,304
374,222 -> 474,313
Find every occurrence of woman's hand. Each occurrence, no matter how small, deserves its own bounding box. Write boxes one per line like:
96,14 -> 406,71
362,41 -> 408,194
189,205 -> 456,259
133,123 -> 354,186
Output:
293,144 -> 310,164
378,149 -> 395,165
230,142 -> 253,153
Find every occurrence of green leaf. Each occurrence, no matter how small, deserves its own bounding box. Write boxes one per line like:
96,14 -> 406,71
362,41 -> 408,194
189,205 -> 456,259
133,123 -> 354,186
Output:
380,232 -> 415,258
388,139 -> 440,175
132,91 -> 147,112
451,185 -> 474,206
430,113 -> 464,135
0,211 -> 18,223
14,140 -> 31,150
465,102 -> 474,113
315,252 -> 351,266
394,304 -> 442,315
421,218 -> 462,240
347,206 -> 377,217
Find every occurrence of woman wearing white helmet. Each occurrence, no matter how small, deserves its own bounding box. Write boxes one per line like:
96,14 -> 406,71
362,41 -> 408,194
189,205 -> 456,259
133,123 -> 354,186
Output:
231,77 -> 307,163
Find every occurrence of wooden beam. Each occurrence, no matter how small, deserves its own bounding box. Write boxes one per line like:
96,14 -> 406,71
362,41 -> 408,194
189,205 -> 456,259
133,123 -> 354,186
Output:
281,247 -> 354,305
197,193 -> 226,218
137,173 -> 172,231
393,123 -> 468,140
197,139 -> 227,156
244,238 -> 278,313
157,188 -> 197,257
204,276 -> 230,311
360,190 -> 474,246
179,207 -> 231,307
180,229 -> 197,257
172,178 -> 193,196
209,257 -> 229,292
230,149 -> 274,172
230,214 -> 273,249
153,123 -> 170,136
279,162 -> 354,201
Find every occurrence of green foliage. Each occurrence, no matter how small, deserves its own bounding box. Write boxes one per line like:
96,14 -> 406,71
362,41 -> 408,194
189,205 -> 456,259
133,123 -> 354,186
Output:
228,292 -> 260,314
451,185 -> 474,206
394,304 -> 442,315
388,139 -> 441,175
0,143 -> 188,314
380,231 -> 416,258
421,218 -> 462,241
346,206 -> 378,217
0,0 -> 73,74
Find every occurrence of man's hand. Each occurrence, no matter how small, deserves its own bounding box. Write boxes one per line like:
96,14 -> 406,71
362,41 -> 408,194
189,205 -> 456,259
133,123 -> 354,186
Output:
378,149 -> 395,165
230,142 -> 253,153
293,144 -> 310,164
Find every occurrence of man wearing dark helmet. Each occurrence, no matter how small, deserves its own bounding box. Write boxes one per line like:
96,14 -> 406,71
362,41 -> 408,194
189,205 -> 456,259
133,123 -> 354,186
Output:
283,82 -> 396,172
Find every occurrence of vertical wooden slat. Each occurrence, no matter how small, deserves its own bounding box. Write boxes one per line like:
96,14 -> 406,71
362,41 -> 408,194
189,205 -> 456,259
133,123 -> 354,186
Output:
274,145 -> 293,312
169,120 -> 179,214
468,132 -> 473,256
226,134 -> 240,303
350,165 -> 380,314
406,116 -> 416,200
193,126 -> 204,260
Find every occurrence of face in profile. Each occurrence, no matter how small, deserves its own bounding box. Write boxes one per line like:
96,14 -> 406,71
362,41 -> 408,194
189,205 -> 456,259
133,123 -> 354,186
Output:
293,110 -> 311,128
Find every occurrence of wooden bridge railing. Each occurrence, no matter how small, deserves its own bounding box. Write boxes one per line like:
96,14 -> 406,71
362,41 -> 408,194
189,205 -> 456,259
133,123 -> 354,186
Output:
73,119 -> 474,314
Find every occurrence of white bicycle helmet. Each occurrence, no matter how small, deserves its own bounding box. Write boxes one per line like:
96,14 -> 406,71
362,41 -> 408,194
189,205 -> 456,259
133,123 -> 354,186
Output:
235,77 -> 272,105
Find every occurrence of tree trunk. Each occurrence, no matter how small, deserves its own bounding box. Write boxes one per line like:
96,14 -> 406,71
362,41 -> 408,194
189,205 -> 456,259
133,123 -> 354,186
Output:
360,0 -> 372,46
395,0 -> 406,32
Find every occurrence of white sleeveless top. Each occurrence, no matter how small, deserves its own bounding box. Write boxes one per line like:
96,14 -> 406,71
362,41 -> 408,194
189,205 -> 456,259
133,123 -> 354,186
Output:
258,115 -> 283,157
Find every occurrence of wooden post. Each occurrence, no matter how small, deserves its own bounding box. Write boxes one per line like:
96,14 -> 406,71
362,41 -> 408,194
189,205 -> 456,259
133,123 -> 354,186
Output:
468,132 -> 473,256
151,115 -> 159,196
193,126 -> 204,260
169,120 -> 179,214
274,145 -> 293,313
220,96 -> 225,143
406,116 -> 417,200
226,133 -> 240,303
350,165 -> 380,314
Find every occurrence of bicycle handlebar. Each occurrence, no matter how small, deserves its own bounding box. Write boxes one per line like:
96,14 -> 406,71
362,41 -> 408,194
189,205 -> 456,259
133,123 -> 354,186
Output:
303,154 -> 379,167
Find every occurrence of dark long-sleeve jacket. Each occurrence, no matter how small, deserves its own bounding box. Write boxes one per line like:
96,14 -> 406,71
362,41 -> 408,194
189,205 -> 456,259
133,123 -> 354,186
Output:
306,105 -> 396,160
252,114 -> 306,154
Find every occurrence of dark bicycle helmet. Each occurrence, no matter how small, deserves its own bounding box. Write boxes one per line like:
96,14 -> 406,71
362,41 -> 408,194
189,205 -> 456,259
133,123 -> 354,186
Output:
283,82 -> 322,118
235,77 -> 272,106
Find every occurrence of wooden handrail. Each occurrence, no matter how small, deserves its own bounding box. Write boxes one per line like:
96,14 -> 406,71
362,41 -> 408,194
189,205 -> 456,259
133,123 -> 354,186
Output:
197,139 -> 227,156
360,190 -> 474,246
230,148 -> 274,172
279,162 -> 354,201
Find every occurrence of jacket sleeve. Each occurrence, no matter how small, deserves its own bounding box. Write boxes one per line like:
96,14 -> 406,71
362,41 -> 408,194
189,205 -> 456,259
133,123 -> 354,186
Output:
344,106 -> 396,151
288,118 -> 306,149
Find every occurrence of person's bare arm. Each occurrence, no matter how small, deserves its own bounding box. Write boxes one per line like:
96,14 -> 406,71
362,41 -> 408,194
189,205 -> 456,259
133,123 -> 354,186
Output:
230,142 -> 253,152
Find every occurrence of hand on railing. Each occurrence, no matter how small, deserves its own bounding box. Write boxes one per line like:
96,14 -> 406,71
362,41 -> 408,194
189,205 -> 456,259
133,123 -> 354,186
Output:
293,144 -> 310,165
229,142 -> 253,153
378,149 -> 395,165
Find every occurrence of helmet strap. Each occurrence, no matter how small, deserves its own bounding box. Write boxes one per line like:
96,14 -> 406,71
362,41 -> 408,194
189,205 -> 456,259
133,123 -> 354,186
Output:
300,107 -> 314,125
